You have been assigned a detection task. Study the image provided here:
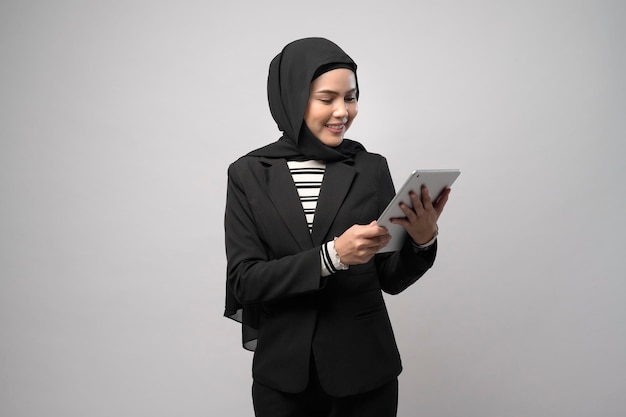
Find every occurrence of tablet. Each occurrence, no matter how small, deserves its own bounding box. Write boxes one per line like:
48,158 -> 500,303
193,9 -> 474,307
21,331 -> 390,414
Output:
377,169 -> 460,253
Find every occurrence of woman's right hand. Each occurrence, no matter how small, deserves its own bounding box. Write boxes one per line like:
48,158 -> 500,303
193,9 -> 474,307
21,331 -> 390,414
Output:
334,221 -> 391,265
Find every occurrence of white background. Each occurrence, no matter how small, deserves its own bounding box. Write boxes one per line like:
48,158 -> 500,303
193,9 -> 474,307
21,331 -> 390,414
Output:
1,0 -> 624,416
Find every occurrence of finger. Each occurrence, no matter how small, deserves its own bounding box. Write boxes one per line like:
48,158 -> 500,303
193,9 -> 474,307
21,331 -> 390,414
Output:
365,230 -> 391,243
398,201 -> 418,220
363,223 -> 391,237
388,217 -> 410,228
377,237 -> 390,250
361,238 -> 387,252
420,185 -> 434,209
360,230 -> 389,241
433,187 -> 451,214
371,222 -> 389,234
368,234 -> 391,250
407,191 -> 424,213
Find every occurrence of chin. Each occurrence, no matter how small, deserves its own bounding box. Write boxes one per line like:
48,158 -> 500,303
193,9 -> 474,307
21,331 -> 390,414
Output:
320,136 -> 344,147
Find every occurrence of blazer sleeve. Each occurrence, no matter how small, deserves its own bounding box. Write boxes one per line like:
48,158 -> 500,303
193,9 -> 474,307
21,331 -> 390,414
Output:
225,162 -> 324,306
373,157 -> 438,295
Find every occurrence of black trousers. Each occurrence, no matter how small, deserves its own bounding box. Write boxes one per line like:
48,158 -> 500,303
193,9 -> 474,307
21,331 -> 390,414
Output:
252,357 -> 398,417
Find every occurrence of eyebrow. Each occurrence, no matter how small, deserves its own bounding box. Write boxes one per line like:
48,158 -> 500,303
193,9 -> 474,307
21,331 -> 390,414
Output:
312,88 -> 357,95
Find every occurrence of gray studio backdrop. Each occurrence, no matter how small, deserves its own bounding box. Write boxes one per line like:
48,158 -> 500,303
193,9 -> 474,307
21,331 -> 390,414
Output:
1,0 -> 624,416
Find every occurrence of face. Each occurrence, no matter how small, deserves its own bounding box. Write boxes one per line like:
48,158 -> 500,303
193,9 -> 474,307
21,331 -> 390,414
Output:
304,68 -> 358,147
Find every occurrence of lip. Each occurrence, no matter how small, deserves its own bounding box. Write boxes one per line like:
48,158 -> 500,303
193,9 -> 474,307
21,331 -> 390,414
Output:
325,123 -> 345,134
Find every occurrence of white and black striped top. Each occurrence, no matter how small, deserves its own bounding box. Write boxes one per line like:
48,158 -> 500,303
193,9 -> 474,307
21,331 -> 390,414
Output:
287,160 -> 325,232
287,160 -> 348,277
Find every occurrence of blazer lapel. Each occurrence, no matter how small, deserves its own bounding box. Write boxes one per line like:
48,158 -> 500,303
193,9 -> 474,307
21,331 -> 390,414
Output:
311,161 -> 356,245
264,158 -> 313,251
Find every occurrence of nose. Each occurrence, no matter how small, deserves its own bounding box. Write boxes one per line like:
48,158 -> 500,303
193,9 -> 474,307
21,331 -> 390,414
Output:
333,102 -> 349,120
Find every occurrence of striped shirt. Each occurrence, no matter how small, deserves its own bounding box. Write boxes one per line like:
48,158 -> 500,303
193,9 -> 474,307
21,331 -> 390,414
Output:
287,160 -> 348,276
287,160 -> 325,232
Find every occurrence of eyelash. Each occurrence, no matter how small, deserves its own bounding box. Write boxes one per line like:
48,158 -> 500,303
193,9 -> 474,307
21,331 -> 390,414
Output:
320,97 -> 356,104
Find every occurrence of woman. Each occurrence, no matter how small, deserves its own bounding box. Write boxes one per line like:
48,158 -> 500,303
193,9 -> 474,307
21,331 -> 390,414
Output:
224,37 -> 450,417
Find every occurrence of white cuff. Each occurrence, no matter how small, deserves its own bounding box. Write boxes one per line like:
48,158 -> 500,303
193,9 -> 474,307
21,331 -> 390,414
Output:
320,239 -> 349,277
412,225 -> 438,250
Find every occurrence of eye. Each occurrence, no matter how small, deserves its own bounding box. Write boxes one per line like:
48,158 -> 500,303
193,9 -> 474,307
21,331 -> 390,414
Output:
319,98 -> 333,104
344,96 -> 356,103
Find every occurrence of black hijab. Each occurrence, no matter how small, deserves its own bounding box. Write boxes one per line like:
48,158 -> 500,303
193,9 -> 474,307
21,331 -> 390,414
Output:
248,37 -> 366,161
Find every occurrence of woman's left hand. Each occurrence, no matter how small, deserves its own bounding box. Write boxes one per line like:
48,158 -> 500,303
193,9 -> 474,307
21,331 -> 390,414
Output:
389,185 -> 451,245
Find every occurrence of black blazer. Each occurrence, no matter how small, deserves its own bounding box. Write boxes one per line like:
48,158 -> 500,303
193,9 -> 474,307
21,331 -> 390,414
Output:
225,150 -> 436,397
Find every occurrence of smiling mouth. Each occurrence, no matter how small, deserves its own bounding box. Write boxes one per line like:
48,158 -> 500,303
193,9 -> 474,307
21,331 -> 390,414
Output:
325,124 -> 345,130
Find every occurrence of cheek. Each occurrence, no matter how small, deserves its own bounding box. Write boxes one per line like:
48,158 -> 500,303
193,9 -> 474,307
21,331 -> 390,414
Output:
348,104 -> 359,122
305,103 -> 327,123
303,104 -> 319,127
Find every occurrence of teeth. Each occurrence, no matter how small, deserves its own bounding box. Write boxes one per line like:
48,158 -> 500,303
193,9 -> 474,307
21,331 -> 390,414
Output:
326,124 -> 344,129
